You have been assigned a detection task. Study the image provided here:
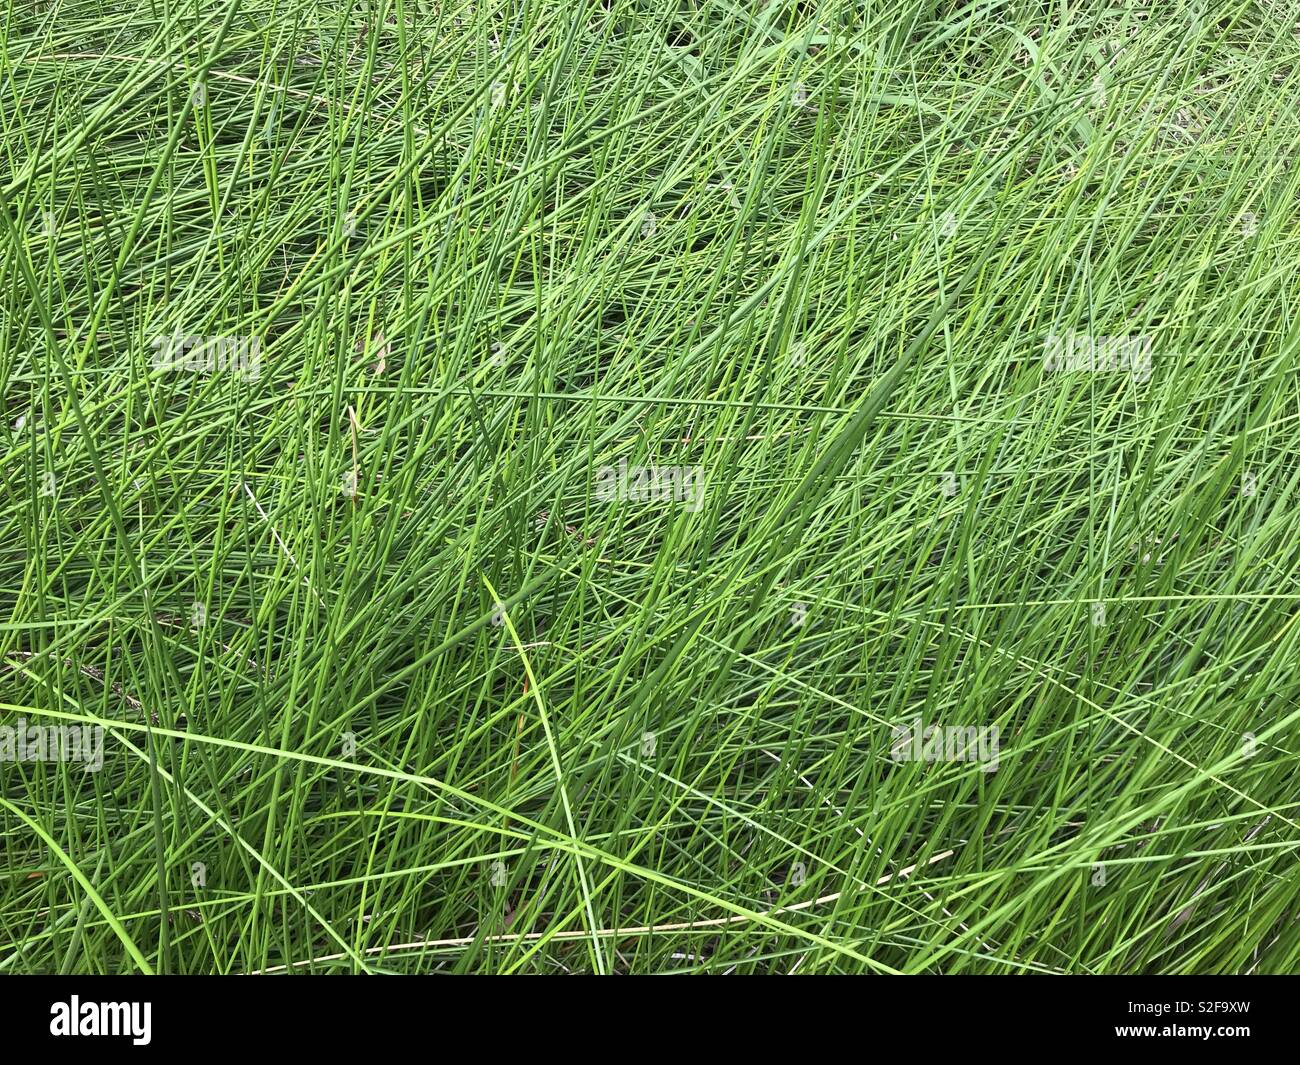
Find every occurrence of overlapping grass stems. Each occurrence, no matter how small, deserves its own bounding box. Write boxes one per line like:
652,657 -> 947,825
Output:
1,0 -> 1298,975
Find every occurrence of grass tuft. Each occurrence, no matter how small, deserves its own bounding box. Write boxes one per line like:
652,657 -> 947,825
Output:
2,0 -> 1299,974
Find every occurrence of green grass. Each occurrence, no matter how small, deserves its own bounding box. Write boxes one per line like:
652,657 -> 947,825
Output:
2,0 -> 1299,974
